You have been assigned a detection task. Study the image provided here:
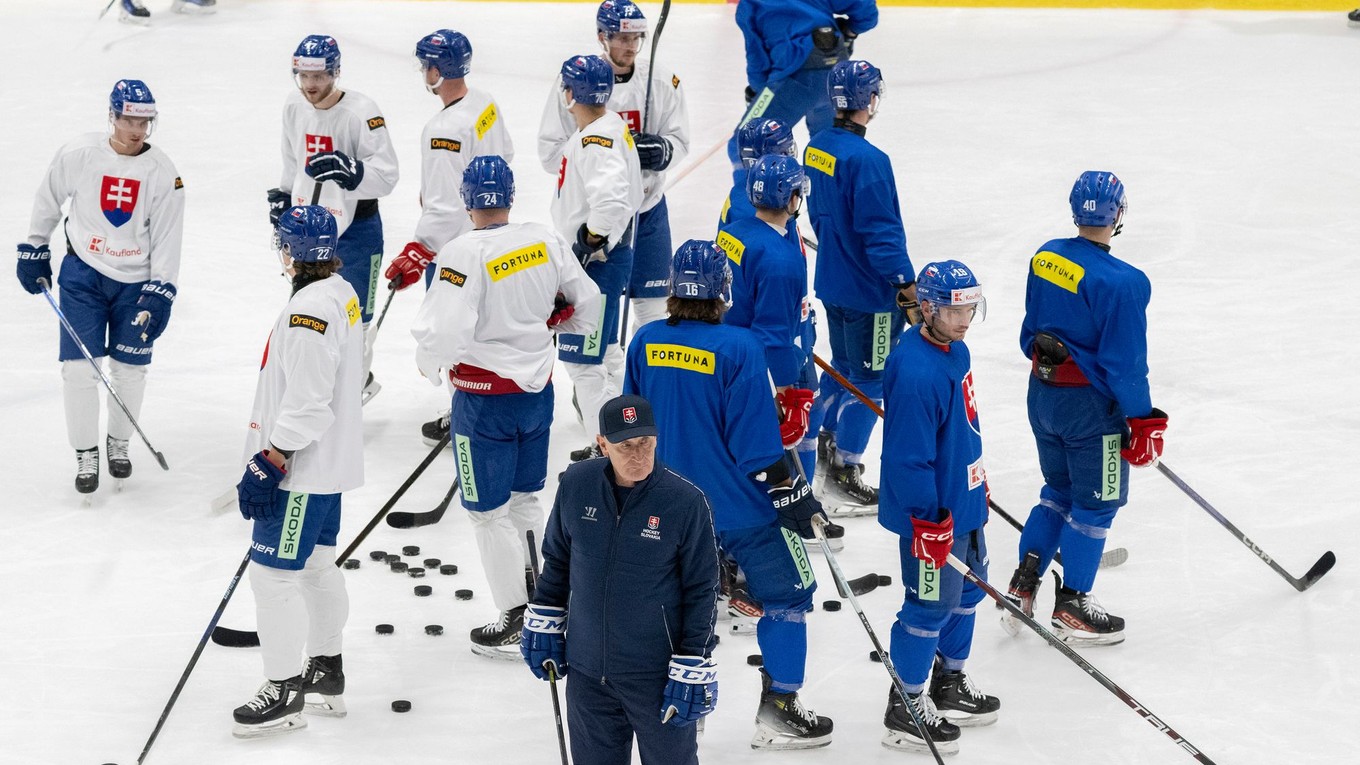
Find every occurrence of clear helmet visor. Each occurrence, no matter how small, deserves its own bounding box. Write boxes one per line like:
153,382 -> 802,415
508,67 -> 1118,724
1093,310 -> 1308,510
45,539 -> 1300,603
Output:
934,297 -> 987,326
111,112 -> 157,138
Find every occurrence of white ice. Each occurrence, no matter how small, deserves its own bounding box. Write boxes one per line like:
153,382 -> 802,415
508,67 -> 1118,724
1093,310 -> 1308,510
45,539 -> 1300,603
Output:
1,2 -> 1356,764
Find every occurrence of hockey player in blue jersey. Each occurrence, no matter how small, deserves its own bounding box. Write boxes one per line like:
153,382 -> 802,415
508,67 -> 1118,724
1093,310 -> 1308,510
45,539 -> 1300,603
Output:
729,0 -> 878,170
625,240 -> 832,750
1003,171 -> 1166,646
805,59 -> 917,511
717,118 -> 801,250
879,260 -> 999,755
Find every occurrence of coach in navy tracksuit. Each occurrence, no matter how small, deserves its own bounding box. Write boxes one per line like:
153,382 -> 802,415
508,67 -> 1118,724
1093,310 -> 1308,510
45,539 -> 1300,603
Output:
522,395 -> 719,765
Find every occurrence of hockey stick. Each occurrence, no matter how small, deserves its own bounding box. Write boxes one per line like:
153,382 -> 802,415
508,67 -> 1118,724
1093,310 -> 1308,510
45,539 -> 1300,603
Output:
210,433 -> 453,648
366,276 -> 401,353
387,475 -> 459,529
946,552 -> 1218,763
526,531 -> 571,765
98,0 -> 117,20
1156,462 -> 1334,592
988,499 -> 1127,570
137,550 -> 251,764
38,278 -> 169,471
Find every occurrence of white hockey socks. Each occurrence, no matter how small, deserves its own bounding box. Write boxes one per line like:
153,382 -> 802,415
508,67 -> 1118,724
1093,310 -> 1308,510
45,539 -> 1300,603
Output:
508,491 -> 546,569
61,359 -> 101,450
565,359 -> 619,437
469,505 -> 531,612
299,546 -> 348,659
106,359 -> 147,442
249,562 -> 308,681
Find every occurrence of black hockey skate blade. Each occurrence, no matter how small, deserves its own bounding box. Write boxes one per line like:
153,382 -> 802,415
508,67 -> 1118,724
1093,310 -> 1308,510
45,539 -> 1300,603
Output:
211,626 -> 261,648
1298,551 -> 1336,591
834,572 -> 880,599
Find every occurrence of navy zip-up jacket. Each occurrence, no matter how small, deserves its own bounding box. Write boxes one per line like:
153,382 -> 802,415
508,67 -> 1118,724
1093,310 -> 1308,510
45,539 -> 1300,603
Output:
535,457 -> 719,679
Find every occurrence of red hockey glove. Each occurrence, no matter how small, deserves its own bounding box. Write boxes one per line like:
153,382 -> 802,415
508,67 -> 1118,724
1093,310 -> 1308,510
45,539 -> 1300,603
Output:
385,242 -> 436,291
547,292 -> 575,328
911,510 -> 954,569
776,388 -> 815,448
1121,407 -> 1168,468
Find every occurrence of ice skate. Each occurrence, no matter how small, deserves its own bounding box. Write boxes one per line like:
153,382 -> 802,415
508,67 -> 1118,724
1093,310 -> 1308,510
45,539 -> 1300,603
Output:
726,584 -> 763,636
814,430 -> 835,478
999,551 -> 1042,636
1052,586 -> 1125,646
823,462 -> 878,516
569,442 -> 600,462
469,605 -> 525,660
806,518 -> 845,554
106,436 -> 131,490
421,409 -> 450,447
1351,9 -> 1360,27
881,685 -> 960,755
172,0 -> 217,13
360,372 -> 381,406
75,448 -> 99,496
301,654 -> 346,717
232,676 -> 306,739
928,659 -> 999,727
751,669 -> 832,750
118,0 -> 151,24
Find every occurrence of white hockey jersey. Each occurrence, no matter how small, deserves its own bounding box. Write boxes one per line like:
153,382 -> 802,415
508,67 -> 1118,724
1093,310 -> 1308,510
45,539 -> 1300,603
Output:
280,89 -> 399,237
243,274 -> 365,495
548,112 -> 643,250
539,58 -> 689,214
411,222 -> 603,393
27,133 -> 185,285
414,87 -> 515,253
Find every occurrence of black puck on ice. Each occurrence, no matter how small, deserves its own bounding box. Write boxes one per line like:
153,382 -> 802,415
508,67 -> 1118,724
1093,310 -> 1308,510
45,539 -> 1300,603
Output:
878,574 -> 893,587
342,558 -> 360,570
746,654 -> 763,666
369,550 -> 387,561
391,699 -> 412,713
390,561 -> 409,573
712,633 -> 720,646
425,624 -> 444,636
869,650 -> 882,663
423,558 -> 441,569
454,589 -> 474,600
375,623 -> 395,635
439,564 -> 459,575
414,585 -> 433,597
402,545 -> 421,556
822,600 -> 842,612
408,567 -> 426,578
385,554 -> 401,564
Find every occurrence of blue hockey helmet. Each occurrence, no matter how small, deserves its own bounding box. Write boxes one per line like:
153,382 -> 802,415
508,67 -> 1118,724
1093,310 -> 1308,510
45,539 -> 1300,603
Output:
110,79 -> 156,119
917,260 -> 986,322
461,156 -> 515,210
597,0 -> 648,37
416,29 -> 473,80
827,60 -> 883,112
737,118 -> 796,167
560,55 -> 614,106
293,35 -> 341,75
277,206 -> 338,263
746,154 -> 809,211
1069,171 -> 1128,229
671,240 -> 731,302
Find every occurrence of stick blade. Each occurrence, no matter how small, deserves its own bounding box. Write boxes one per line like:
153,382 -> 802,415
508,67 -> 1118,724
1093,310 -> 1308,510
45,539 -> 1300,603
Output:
1099,547 -> 1129,569
154,451 -> 170,471
385,511 -> 420,529
1296,551 -> 1336,591
211,626 -> 261,648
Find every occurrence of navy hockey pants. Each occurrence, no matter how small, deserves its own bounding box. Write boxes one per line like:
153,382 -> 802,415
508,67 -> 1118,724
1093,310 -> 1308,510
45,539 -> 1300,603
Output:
816,303 -> 904,463
726,67 -> 839,171
629,197 -> 674,299
337,211 -> 383,323
567,670 -> 699,765
56,255 -> 153,365
720,522 -> 816,693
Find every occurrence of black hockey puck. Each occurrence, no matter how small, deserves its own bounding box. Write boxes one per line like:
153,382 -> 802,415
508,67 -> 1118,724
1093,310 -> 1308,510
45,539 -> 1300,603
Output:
342,558 -> 360,570
369,550 -> 387,561
423,558 -> 441,569
402,545 -> 421,557
869,650 -> 882,663
390,561 -> 409,574
878,574 -> 893,587
385,554 -> 401,564
454,588 -> 474,601
439,564 -> 458,575
746,653 -> 763,666
414,585 -> 433,597
391,699 -> 412,713
822,599 -> 842,611
408,567 -> 426,578
425,624 -> 444,636
712,633 -> 720,646
375,623 -> 394,635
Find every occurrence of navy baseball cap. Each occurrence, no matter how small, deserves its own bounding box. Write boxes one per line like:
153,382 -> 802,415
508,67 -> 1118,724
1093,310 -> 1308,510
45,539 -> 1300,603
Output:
598,394 -> 658,443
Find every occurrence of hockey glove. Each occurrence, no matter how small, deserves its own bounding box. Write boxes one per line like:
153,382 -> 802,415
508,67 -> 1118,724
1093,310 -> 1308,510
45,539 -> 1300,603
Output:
776,388 -> 815,448
896,284 -> 922,326
267,188 -> 291,227
769,473 -> 825,540
521,604 -> 568,681
911,510 -> 954,569
547,292 -> 575,328
16,243 -> 51,295
132,280 -> 176,342
386,241 -> 437,291
572,224 -> 608,267
744,86 -> 757,106
237,451 -> 286,522
661,656 -> 718,726
306,150 -> 365,191
634,133 -> 674,172
1121,407 -> 1168,468
835,16 -> 859,56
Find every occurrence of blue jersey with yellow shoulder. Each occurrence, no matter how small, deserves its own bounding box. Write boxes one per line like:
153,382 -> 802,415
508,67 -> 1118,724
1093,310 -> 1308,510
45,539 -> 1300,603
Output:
718,182 -> 800,249
624,319 -> 784,532
717,217 -> 811,388
880,326 -> 987,537
804,126 -> 912,314
1020,236 -> 1153,418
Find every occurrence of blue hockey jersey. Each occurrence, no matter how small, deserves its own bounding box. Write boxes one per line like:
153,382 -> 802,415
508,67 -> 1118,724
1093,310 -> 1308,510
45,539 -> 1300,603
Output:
1020,236 -> 1153,419
718,217 -> 812,388
737,0 -> 879,89
880,327 -> 987,537
717,182 -> 800,249
805,126 -> 913,314
624,319 -> 785,533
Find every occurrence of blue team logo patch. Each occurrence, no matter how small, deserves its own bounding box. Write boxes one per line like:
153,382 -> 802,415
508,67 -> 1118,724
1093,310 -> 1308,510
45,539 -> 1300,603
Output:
100,175 -> 141,227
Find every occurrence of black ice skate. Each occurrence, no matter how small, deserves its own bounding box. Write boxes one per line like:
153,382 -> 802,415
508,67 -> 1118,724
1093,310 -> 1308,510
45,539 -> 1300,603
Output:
106,436 -> 131,485
806,518 -> 845,554
361,372 -> 381,406
824,462 -> 878,516
232,675 -> 306,739
119,0 -> 151,24
569,442 -> 601,462
1351,9 -> 1360,28
928,659 -> 1000,727
469,605 -> 525,660
301,654 -> 346,717
1000,551 -> 1042,636
751,669 -> 833,750
814,430 -> 836,478
172,0 -> 217,13
422,410 -> 450,447
1052,586 -> 1125,646
75,448 -> 99,495
881,686 -> 961,755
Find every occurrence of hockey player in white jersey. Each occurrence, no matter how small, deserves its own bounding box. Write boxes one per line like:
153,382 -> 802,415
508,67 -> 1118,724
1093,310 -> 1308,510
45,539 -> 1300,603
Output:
538,0 -> 689,341
233,205 -> 364,738
544,54 -> 644,461
17,79 -> 185,493
410,156 -> 602,659
270,34 -> 399,405
116,0 -> 216,25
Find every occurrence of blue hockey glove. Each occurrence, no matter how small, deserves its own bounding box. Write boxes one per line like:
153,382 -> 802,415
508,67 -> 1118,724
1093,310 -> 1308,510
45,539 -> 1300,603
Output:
634,133 -> 674,172
572,224 -> 607,267
267,188 -> 290,227
237,451 -> 285,521
660,656 -> 717,726
133,280 -> 176,343
306,150 -> 365,191
521,604 -> 568,681
16,243 -> 51,295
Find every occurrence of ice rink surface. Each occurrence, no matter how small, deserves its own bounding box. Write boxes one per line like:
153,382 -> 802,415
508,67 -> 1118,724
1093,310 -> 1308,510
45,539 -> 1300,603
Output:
1,1 -> 1357,763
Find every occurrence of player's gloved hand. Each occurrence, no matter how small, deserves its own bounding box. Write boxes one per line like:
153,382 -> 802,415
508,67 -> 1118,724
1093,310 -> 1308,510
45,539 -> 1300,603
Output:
744,86 -> 757,106
776,387 -> 815,447
386,242 -> 436,291
306,150 -> 365,191
896,284 -> 922,325
237,451 -> 286,521
835,16 -> 858,55
16,243 -> 51,295
634,132 -> 674,172
660,656 -> 718,726
267,188 -> 290,227
1121,407 -> 1168,468
768,472 -> 825,540
521,604 -> 568,681
132,280 -> 176,342
911,509 -> 954,569
547,292 -> 575,328
573,224 -> 607,267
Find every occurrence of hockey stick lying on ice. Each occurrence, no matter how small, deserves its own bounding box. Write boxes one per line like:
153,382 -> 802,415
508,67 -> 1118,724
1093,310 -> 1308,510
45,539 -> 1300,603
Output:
387,475 -> 459,529
1156,462 -> 1334,591
211,433 -> 452,648
526,531 -> 571,765
810,353 -> 1128,568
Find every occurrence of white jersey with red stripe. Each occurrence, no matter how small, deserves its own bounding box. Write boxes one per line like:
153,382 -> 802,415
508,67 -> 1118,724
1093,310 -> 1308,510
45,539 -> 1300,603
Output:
547,111 -> 643,249
27,133 -> 185,285
414,87 -> 515,253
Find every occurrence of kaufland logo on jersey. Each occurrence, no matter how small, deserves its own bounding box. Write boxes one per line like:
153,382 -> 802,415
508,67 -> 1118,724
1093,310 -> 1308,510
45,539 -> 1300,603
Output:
305,134 -> 334,160
622,406 -> 638,424
100,176 -> 140,227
